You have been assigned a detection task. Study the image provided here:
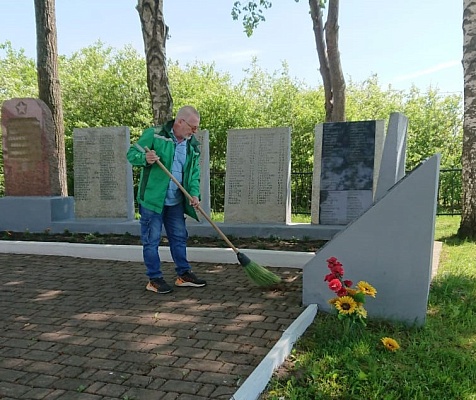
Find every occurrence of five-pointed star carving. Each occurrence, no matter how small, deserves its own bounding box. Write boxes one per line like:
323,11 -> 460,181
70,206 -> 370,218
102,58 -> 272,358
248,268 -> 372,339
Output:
15,101 -> 27,115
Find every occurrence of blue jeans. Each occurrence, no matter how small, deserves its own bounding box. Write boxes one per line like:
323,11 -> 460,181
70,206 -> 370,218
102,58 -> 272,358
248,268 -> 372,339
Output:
139,204 -> 191,279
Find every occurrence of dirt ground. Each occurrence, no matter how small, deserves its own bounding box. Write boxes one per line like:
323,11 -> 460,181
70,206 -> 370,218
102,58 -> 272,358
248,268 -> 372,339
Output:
0,230 -> 326,253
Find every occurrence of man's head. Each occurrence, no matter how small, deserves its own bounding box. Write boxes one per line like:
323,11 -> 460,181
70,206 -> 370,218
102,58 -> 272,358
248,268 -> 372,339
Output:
173,106 -> 200,142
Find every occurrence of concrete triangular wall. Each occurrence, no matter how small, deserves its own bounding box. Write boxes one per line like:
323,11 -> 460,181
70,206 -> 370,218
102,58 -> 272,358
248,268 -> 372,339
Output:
303,154 -> 440,325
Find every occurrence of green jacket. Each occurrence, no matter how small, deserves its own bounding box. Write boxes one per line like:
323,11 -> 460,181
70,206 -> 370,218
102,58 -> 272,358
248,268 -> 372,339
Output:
127,120 -> 201,221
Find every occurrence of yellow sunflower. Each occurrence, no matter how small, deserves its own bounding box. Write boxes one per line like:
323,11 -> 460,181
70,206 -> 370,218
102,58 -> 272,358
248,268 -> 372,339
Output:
334,296 -> 358,315
345,287 -> 358,296
357,281 -> 377,298
381,337 -> 400,352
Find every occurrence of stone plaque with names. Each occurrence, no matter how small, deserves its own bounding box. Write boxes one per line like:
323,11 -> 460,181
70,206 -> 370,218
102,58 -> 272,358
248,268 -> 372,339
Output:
311,120 -> 384,225
1,98 -> 63,196
73,127 -> 134,219
224,127 -> 291,223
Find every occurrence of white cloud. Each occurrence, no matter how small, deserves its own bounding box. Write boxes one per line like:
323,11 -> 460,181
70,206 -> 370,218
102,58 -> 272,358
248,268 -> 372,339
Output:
393,60 -> 461,82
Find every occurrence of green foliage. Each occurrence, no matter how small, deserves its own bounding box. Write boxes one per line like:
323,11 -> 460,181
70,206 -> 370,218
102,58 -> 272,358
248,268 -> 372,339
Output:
263,216 -> 476,400
402,86 -> 463,170
0,41 -> 463,202
0,41 -> 38,102
346,75 -> 405,121
231,1 -> 273,37
61,41 -> 150,132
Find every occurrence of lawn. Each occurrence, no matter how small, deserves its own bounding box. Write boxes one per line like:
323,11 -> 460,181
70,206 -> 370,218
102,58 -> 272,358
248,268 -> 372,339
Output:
261,216 -> 476,400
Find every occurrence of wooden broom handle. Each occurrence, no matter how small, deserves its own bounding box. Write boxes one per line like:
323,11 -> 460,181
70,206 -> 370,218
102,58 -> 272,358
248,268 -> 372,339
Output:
144,147 -> 239,254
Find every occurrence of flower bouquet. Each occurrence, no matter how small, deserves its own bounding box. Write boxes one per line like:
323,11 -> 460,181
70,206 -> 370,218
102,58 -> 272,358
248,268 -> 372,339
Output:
324,256 -> 377,331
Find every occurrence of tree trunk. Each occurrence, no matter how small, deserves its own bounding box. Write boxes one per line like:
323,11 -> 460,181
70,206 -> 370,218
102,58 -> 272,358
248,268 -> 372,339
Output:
325,0 -> 345,121
459,0 -> 476,238
309,0 -> 332,121
136,0 -> 173,125
34,0 -> 68,196
309,0 -> 345,122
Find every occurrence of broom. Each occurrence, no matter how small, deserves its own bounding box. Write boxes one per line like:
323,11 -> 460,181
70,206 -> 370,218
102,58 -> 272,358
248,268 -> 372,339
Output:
144,147 -> 281,286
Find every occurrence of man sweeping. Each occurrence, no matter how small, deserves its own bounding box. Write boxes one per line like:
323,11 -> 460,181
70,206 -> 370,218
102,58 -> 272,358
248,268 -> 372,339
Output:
127,105 -> 207,294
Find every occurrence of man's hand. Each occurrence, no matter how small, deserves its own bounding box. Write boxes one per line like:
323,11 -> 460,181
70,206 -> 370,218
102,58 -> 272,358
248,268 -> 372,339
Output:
145,149 -> 159,164
190,196 -> 200,209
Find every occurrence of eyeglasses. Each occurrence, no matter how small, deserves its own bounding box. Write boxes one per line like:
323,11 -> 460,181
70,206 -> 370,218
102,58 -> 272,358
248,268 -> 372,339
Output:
181,119 -> 198,132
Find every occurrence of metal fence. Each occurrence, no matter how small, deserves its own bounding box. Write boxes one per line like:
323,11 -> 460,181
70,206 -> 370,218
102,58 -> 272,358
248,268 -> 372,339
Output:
209,168 -> 462,216
437,168 -> 462,215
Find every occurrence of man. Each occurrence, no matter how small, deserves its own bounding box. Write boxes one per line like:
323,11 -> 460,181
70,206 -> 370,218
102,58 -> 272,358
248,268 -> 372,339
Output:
127,105 -> 206,294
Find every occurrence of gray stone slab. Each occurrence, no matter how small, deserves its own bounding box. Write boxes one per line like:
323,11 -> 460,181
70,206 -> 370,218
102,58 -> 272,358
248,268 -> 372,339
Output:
303,154 -> 441,325
73,127 -> 134,219
375,112 -> 408,202
311,120 -> 385,225
224,127 -> 291,224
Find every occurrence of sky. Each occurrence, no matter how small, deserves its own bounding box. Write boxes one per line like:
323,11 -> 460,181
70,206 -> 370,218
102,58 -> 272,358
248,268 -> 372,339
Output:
0,0 -> 464,95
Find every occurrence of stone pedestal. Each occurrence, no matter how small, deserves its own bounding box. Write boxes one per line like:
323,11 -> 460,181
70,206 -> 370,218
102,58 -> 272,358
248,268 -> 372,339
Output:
0,196 -> 74,232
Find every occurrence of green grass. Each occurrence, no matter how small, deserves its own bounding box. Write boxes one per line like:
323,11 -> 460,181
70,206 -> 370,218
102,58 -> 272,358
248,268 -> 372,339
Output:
261,216 -> 476,400
210,212 -> 312,223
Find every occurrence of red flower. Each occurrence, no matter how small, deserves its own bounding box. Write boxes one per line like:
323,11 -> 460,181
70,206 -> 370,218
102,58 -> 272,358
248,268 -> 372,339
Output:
324,273 -> 336,282
336,287 -> 348,297
326,257 -> 338,264
343,279 -> 353,287
328,278 -> 342,292
330,264 -> 344,276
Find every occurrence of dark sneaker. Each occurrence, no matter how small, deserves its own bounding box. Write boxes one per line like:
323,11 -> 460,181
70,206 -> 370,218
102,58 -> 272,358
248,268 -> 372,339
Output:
146,278 -> 173,294
175,271 -> 207,287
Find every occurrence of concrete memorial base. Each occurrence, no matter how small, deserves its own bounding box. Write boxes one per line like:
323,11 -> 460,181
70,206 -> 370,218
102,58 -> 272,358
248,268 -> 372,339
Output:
0,196 -> 74,232
0,198 -> 343,240
48,219 -> 343,240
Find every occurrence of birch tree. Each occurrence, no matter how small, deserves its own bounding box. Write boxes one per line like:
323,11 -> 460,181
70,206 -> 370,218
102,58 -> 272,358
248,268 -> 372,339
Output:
232,0 -> 346,122
459,0 -> 476,238
136,0 -> 173,125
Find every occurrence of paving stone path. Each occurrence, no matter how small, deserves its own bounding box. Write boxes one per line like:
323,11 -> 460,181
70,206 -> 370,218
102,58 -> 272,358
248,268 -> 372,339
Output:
0,253 -> 303,399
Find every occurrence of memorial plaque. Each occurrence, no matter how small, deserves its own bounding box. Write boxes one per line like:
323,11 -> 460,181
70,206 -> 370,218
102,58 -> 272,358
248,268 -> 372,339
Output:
73,127 -> 134,219
224,127 -> 291,223
311,120 -> 384,225
1,98 -> 64,196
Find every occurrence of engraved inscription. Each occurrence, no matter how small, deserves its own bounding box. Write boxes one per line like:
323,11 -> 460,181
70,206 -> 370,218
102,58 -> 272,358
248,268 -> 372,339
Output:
73,127 -> 132,218
224,128 -> 291,223
6,118 -> 42,162
318,121 -> 376,225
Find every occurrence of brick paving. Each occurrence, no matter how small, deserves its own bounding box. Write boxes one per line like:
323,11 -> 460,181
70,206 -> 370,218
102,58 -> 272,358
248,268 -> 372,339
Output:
0,253 -> 303,400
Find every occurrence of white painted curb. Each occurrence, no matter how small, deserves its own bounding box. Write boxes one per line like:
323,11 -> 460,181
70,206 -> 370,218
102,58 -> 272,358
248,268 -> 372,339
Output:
0,241 -> 314,268
231,304 -> 318,400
